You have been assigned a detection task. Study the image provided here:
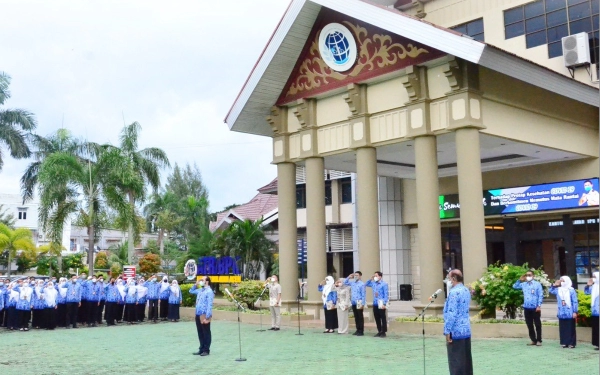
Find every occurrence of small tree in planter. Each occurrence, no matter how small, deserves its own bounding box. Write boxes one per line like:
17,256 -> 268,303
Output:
470,263 -> 552,319
225,280 -> 266,310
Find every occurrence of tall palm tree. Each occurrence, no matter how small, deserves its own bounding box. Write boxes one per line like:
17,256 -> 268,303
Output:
0,223 -> 36,276
0,204 -> 16,228
144,191 -> 178,255
0,72 -> 37,171
109,122 -> 169,263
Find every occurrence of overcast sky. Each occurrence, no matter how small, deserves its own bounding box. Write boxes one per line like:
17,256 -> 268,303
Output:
0,0 -> 290,212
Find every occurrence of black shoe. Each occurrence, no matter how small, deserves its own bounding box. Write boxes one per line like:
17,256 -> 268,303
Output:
374,332 -> 381,337
379,333 -> 386,338
192,351 -> 202,355
274,327 -> 280,331
200,352 -> 209,356
269,327 -> 275,330
356,332 -> 364,336
73,326 -> 78,329
352,331 -> 358,335
594,347 -> 599,350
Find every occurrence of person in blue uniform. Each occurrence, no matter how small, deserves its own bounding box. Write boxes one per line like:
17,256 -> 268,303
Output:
104,277 -> 120,326
43,281 -> 58,330
16,279 -> 33,331
56,278 -> 68,327
168,280 -> 182,322
159,276 -> 170,321
443,269 -> 473,375
115,278 -> 126,323
344,271 -> 366,336
97,275 -> 106,324
86,276 -> 102,327
513,270 -> 544,346
6,282 -> 20,330
584,271 -> 599,350
190,276 -> 214,356
124,278 -> 138,324
146,275 -> 160,323
0,281 -> 4,326
1,279 -> 9,326
550,275 -> 578,348
365,271 -> 389,338
78,274 -> 89,325
136,278 -> 148,322
31,280 -> 45,329
62,275 -> 82,329
318,276 -> 338,333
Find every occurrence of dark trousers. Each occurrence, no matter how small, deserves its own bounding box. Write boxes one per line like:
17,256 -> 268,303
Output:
44,307 -> 57,330
592,316 -> 599,347
160,299 -> 169,319
56,304 -> 66,327
66,302 -> 79,327
125,303 -> 137,323
105,302 -> 116,325
324,308 -> 338,330
87,301 -> 98,325
447,337 -> 473,375
116,303 -> 125,322
195,315 -> 212,353
18,309 -> 31,329
524,308 -> 542,343
78,300 -> 87,323
32,308 -> 43,328
373,306 -> 387,333
136,303 -> 146,322
168,303 -> 180,321
7,306 -> 18,329
1,308 -> 6,326
97,300 -> 105,323
352,305 -> 364,333
148,299 -> 159,321
558,318 -> 577,347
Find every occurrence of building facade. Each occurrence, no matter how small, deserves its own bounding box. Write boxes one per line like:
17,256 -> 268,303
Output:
225,0 -> 599,312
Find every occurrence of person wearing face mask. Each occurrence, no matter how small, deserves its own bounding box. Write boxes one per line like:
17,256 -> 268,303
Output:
318,276 -> 338,333
344,271 -> 366,336
443,269 -> 472,375
31,280 -> 46,329
104,278 -> 119,326
55,278 -> 68,328
189,276 -> 214,356
264,275 -> 281,331
584,272 -> 599,350
365,271 -> 389,338
16,278 -> 33,331
136,278 -> 148,323
0,281 -> 4,326
146,275 -> 160,323
96,276 -> 106,325
115,278 -> 126,323
333,278 -> 351,334
513,270 -> 544,346
86,276 -> 102,327
168,280 -> 182,322
43,281 -> 58,330
78,274 -> 90,325
159,276 -> 170,321
549,275 -> 578,348
62,276 -> 82,329
124,278 -> 138,324
578,180 -> 599,206
6,282 -> 20,330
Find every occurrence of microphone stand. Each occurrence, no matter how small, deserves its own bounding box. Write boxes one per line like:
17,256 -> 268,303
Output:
228,293 -> 247,362
414,297 -> 436,375
295,283 -> 304,336
255,285 -> 268,332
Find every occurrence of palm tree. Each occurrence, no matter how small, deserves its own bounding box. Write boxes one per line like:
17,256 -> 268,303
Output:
0,204 -> 16,228
0,72 -> 37,171
144,191 -> 178,255
0,223 -> 36,276
109,122 -> 169,263
218,219 -> 275,280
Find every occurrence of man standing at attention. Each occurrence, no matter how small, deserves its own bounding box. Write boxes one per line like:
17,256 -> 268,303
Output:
444,269 -> 473,375
344,271 -> 366,336
190,276 -> 214,356
365,271 -> 388,338
513,270 -> 544,346
265,275 -> 281,331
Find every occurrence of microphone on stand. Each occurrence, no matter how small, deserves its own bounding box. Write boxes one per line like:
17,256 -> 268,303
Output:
428,289 -> 443,301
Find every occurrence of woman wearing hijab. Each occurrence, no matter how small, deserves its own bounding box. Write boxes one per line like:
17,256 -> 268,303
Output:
31,280 -> 45,329
334,278 -> 351,334
549,275 -> 579,348
124,278 -> 138,324
6,282 -> 20,330
43,281 -> 58,330
168,280 -> 182,322
115,278 -> 126,323
318,276 -> 338,333
159,276 -> 170,321
584,271 -> 599,350
136,278 -> 148,323
56,278 -> 68,328
16,279 -> 33,331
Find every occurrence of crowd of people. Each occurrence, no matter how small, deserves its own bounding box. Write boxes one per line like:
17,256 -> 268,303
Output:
0,273 -> 184,331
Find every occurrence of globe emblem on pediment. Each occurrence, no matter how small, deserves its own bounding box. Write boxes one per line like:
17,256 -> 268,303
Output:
319,23 -> 357,72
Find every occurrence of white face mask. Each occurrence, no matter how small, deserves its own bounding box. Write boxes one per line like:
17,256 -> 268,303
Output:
271,277 -> 277,283
561,282 -> 566,287
373,277 -> 380,282
92,279 -> 97,283
526,276 -> 533,282
445,279 -> 453,290
199,281 -> 205,287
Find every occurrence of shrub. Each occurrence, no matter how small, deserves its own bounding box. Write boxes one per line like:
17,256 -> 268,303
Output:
180,283 -> 196,307
470,263 -> 552,319
139,253 -> 161,276
576,290 -> 592,327
94,251 -> 109,269
225,280 -> 266,310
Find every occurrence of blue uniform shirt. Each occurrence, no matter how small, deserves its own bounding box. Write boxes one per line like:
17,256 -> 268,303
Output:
105,284 -> 120,303
317,285 -> 338,308
365,279 -> 389,306
343,278 -> 366,306
146,281 -> 160,300
584,285 -> 599,317
513,280 -> 544,309
190,285 -> 214,318
549,286 -> 578,319
168,286 -> 182,305
443,283 -> 472,340
159,282 -> 171,300
87,282 -> 102,302
63,282 -> 82,303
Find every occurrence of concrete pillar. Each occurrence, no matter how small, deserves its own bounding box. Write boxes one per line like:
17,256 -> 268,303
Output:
356,147 -> 381,280
414,135 -> 444,305
277,162 -> 298,302
305,157 -> 327,302
331,179 -> 340,223
455,128 -> 488,283
503,217 -> 518,265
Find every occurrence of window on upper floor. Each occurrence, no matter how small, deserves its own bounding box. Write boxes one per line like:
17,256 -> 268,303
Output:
325,181 -> 332,206
18,210 -> 27,220
296,184 -> 306,209
504,0 -> 599,63
451,18 -> 485,42
340,178 -> 352,204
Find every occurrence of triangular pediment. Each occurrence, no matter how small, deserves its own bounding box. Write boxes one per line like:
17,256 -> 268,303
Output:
277,8 -> 445,105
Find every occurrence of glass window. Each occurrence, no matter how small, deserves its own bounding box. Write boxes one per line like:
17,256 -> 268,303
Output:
296,185 -> 306,209
570,17 -> 593,33
526,15 -> 547,32
547,24 -> 569,42
526,29 -> 548,47
569,2 -> 592,21
325,181 -> 332,206
548,40 -> 564,57
340,179 -> 352,204
453,25 -> 467,34
451,18 -> 484,41
506,21 -> 525,39
546,0 -> 566,12
592,0 -> 599,15
593,14 -> 599,30
567,0 -> 588,5
525,1 -> 545,18
547,9 -> 568,27
505,7 -> 524,24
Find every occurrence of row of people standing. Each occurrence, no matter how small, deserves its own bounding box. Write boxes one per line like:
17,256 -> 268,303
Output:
0,274 -> 184,331
317,271 -> 389,337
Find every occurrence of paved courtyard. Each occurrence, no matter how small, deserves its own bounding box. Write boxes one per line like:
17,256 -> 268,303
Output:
0,319 -> 597,375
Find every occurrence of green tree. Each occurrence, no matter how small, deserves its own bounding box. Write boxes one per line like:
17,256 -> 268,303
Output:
0,223 -> 36,276
94,251 -> 109,269
0,72 -> 37,172
16,247 -> 37,273
217,219 -> 275,280
144,191 -> 179,254
37,242 -> 63,276
139,253 -> 161,276
0,204 -> 16,228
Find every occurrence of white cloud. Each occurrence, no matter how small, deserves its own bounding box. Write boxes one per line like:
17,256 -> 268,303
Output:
0,0 -> 289,211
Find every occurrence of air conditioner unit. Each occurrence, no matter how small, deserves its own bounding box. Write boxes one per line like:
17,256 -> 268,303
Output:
562,32 -> 591,68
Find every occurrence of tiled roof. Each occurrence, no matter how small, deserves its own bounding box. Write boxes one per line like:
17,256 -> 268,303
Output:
257,178 -> 278,194
209,192 -> 278,231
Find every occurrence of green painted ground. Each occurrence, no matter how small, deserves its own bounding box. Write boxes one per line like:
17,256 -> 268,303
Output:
0,320 -> 597,375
